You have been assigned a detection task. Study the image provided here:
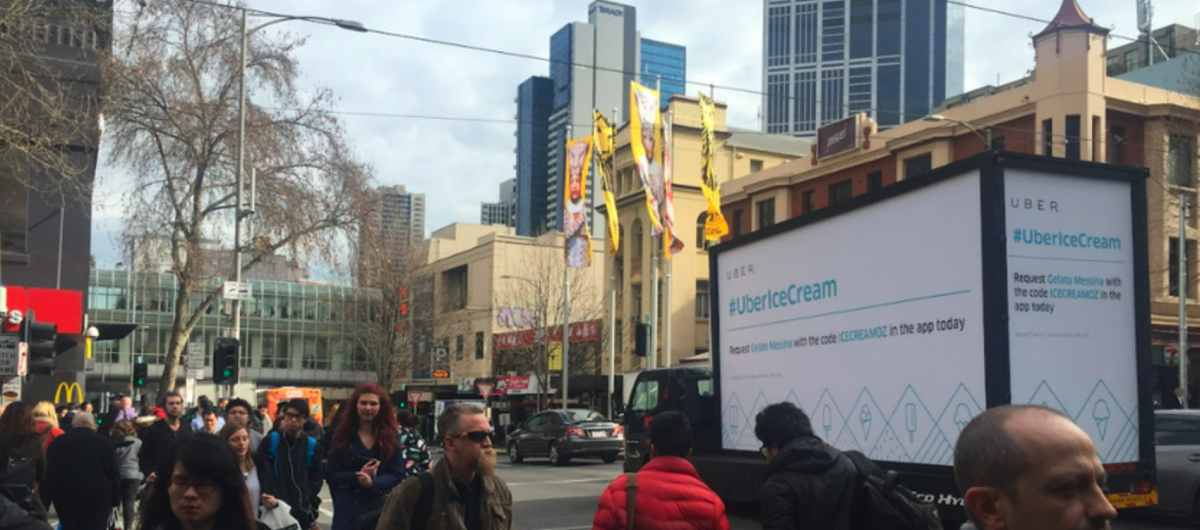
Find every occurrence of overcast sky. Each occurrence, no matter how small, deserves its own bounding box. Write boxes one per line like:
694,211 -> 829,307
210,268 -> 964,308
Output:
90,0 -> 1200,270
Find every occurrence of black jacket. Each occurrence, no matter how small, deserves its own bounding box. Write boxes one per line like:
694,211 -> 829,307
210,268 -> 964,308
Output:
0,432 -> 46,520
760,436 -> 858,530
40,428 -> 119,530
257,430 -> 322,528
0,494 -> 50,530
136,418 -> 193,477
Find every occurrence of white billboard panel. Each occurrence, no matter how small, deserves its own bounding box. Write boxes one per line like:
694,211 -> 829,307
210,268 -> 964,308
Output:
716,173 -> 987,464
1005,169 -> 1139,463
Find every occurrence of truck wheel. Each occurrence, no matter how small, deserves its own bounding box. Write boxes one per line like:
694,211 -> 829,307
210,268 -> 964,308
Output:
549,443 -> 569,466
602,452 -> 618,464
508,443 -> 523,464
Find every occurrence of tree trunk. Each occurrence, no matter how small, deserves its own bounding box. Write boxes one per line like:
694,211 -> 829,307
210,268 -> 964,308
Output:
160,281 -> 194,391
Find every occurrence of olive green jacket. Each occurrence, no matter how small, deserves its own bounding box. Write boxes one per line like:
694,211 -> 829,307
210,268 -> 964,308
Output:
375,456 -> 513,530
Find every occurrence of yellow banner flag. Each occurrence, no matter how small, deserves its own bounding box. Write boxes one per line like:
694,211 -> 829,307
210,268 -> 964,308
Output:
699,93 -> 728,240
593,110 -> 619,254
630,81 -> 664,234
563,136 -> 594,268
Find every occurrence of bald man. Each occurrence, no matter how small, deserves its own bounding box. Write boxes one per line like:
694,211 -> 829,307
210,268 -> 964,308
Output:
954,404 -> 1117,530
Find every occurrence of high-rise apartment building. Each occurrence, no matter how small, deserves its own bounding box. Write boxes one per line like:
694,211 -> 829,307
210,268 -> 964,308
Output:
515,77 -> 553,236
356,185 -> 425,285
481,179 -> 516,227
514,1 -> 686,237
762,0 -> 964,136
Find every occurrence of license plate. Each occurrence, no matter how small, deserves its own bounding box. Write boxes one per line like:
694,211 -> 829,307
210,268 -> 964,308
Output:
590,431 -> 608,438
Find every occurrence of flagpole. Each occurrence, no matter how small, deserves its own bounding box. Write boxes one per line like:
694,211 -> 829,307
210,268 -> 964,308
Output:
648,76 -> 661,371
707,85 -> 715,368
608,107 -> 618,415
664,107 -> 674,368
563,124 -> 572,409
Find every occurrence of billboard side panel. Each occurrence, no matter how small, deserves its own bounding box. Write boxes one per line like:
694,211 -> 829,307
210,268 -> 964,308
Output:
714,171 -> 986,464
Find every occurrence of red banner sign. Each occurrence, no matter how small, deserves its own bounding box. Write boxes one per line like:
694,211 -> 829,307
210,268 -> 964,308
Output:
493,320 -> 602,351
0,286 -> 83,334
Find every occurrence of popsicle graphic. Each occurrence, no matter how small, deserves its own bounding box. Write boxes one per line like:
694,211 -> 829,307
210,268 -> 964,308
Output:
905,403 -> 917,443
954,403 -> 971,432
860,405 -> 873,441
822,405 -> 832,439
1093,400 -> 1111,440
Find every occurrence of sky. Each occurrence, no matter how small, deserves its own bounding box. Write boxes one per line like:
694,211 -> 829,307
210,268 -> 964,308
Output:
89,0 -> 1200,271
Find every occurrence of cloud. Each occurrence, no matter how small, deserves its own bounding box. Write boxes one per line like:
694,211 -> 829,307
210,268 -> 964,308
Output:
91,0 -> 1200,270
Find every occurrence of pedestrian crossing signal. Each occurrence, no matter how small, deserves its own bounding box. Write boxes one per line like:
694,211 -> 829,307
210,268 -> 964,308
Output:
213,338 -> 239,384
133,362 -> 148,387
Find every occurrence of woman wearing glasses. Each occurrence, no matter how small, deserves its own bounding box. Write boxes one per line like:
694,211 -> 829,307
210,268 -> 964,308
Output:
325,382 -> 405,530
137,433 -> 260,530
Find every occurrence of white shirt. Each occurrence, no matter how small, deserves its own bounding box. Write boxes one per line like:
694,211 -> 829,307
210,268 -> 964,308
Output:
245,466 -> 262,515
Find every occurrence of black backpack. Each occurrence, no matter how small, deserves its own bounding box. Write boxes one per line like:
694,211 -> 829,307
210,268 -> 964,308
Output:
842,450 -> 941,530
354,472 -> 433,530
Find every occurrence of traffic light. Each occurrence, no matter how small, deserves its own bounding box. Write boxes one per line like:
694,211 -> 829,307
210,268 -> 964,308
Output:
21,312 -> 58,375
398,400 -> 407,409
212,338 -> 239,384
634,323 -> 649,357
133,362 -> 148,387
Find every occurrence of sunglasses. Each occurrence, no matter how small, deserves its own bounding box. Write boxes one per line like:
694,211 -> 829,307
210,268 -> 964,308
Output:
451,430 -> 494,443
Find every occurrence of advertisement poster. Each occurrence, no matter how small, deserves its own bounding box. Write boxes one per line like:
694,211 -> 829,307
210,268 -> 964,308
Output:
716,173 -> 986,464
563,136 -> 594,268
1005,169 -> 1139,463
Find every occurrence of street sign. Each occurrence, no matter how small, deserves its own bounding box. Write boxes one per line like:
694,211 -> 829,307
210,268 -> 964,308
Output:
407,391 -> 424,403
477,383 -> 494,400
0,336 -> 18,376
187,342 -> 205,380
433,370 -> 450,379
223,281 -> 253,300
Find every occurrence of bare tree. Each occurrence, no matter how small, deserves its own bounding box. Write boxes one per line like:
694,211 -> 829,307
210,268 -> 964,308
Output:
0,1 -> 107,195
349,242 -> 428,392
102,2 -> 374,390
494,246 -> 608,411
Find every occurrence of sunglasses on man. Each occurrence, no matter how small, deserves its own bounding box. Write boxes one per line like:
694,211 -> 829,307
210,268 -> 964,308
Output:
450,430 -> 494,443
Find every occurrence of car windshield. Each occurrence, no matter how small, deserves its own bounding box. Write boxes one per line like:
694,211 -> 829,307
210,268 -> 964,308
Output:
565,410 -> 606,423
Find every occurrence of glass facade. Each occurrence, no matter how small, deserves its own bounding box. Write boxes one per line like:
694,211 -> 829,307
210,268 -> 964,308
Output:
516,76 -> 553,237
763,0 -> 964,136
87,269 -> 376,388
639,39 -> 686,107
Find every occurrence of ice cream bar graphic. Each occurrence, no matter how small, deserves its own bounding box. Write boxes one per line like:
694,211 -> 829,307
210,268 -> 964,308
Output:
822,405 -> 832,439
905,403 -> 917,442
860,405 -> 873,440
954,403 -> 971,432
1093,400 -> 1111,440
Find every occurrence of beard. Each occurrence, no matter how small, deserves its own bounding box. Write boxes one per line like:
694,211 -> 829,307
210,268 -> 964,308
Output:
476,448 -> 498,476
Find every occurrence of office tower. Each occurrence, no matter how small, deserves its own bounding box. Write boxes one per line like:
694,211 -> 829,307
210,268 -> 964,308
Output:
481,179 -> 516,227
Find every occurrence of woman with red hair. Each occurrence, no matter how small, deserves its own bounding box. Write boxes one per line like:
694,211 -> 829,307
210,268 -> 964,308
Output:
325,382 -> 404,530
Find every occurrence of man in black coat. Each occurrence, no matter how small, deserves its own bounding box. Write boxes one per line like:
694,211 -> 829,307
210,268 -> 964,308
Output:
40,412 -> 119,530
137,391 -> 193,479
754,402 -> 859,530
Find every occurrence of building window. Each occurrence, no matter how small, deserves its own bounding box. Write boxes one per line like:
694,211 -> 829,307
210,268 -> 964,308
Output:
1124,50 -> 1138,72
695,211 -> 709,249
1170,238 -> 1196,298
632,219 -> 644,259
441,265 -> 468,312
732,210 -> 744,237
475,331 -> 484,360
750,159 -> 764,173
829,180 -> 853,206
867,171 -> 883,192
757,199 -> 776,229
633,284 -> 643,319
1111,126 -> 1126,166
904,155 -> 932,179
1043,119 -> 1054,156
456,334 -> 464,362
0,172 -> 25,254
1170,135 -> 1195,187
1065,115 -> 1081,161
1092,116 -> 1102,161
696,280 -> 710,318
801,190 -> 815,214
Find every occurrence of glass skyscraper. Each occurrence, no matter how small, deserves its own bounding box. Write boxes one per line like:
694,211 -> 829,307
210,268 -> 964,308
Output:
640,39 -> 687,107
515,77 -> 553,236
762,0 -> 964,136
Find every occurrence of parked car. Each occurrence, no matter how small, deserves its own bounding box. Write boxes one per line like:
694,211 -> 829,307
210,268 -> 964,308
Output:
507,409 -> 623,465
1153,410 -> 1200,516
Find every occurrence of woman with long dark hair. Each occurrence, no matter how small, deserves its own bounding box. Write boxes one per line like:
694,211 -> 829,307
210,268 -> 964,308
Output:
325,382 -> 403,530
218,421 -> 278,517
0,402 -> 46,519
136,434 -> 258,530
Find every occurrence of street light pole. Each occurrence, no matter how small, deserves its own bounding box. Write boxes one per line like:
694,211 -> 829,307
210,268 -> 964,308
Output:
232,8 -> 247,348
924,114 -> 991,150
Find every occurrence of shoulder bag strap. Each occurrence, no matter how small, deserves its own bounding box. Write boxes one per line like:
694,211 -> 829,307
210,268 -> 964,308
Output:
625,472 -> 637,530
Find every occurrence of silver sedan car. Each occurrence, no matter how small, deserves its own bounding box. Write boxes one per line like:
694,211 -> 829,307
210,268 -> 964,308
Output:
1153,410 -> 1200,516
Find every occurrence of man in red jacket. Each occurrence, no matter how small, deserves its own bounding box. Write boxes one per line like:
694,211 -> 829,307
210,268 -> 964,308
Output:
591,411 -> 730,530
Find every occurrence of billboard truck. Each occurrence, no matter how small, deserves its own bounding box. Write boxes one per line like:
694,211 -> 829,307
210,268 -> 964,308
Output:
626,152 -> 1157,523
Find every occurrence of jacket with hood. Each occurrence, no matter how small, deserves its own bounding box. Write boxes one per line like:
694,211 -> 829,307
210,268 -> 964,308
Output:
760,435 -> 857,530
591,455 -> 729,530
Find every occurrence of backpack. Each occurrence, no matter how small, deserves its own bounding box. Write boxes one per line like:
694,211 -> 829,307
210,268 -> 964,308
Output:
267,432 -> 316,478
353,472 -> 433,530
842,450 -> 941,530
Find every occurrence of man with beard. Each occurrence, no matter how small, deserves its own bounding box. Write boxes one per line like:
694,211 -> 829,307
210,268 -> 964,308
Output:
955,405 -> 1117,530
375,403 -> 513,530
137,391 -> 193,481
259,399 -> 323,529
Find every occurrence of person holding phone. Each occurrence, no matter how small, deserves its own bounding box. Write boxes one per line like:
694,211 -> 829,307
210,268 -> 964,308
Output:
325,382 -> 404,530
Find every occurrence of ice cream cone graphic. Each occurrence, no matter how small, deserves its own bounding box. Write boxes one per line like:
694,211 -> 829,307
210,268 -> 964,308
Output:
954,404 -> 971,432
860,405 -> 873,441
1093,400 -> 1111,440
